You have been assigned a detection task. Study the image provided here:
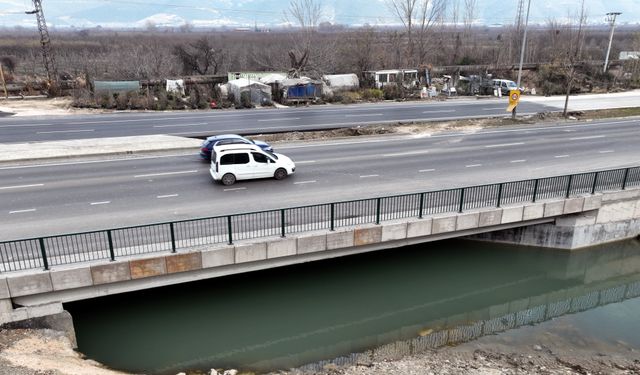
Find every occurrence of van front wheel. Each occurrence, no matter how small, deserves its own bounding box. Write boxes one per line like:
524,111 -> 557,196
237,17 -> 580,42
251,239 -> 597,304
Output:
274,168 -> 287,180
221,173 -> 236,186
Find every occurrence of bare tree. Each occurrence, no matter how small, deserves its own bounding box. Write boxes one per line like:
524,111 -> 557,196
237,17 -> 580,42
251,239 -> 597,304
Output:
462,0 -> 477,40
284,0 -> 323,77
173,37 -> 226,75
386,0 -> 447,66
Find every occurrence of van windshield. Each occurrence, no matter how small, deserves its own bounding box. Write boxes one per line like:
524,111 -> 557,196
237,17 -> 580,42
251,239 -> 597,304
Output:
265,150 -> 278,160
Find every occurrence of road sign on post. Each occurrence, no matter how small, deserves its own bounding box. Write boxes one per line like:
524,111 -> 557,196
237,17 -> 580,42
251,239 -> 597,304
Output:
507,90 -> 520,112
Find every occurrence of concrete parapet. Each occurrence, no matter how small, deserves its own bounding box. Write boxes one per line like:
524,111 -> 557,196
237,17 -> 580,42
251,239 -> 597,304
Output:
91,262 -> 131,285
0,299 -> 12,313
354,226 -> 382,246
50,268 -> 93,291
235,243 -> 268,263
406,218 -> 432,238
327,230 -> 354,250
583,195 -> 602,211
7,273 -> 53,297
523,203 -> 545,221
381,223 -> 407,241
601,189 -> 640,202
166,252 -> 202,274
0,278 -> 9,299
501,206 -> 524,224
130,257 -> 167,279
544,200 -> 565,217
297,233 -> 327,254
596,200 -> 638,223
432,215 -> 457,234
563,197 -> 585,214
267,238 -> 297,258
478,209 -> 502,227
456,212 -> 479,231
201,246 -> 234,268
556,212 -> 597,227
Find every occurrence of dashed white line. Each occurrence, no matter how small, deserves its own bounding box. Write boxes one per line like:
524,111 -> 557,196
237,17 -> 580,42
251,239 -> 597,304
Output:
90,201 -> 111,205
296,160 -> 316,164
510,160 -> 526,163
345,113 -> 383,117
466,164 -> 482,168
482,107 -> 505,111
569,135 -> 606,140
36,129 -> 95,134
484,142 -> 524,148
9,209 -> 36,214
258,117 -> 301,122
419,169 -> 436,173
598,150 -> 614,154
422,110 -> 455,114
224,187 -> 246,191
0,183 -> 44,190
294,180 -> 317,185
153,122 -> 208,128
134,170 -> 198,178
157,194 -> 179,199
554,155 -> 570,158
360,174 -> 379,178
383,150 -> 430,157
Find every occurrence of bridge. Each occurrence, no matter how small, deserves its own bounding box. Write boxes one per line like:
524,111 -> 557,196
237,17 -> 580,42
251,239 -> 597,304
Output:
1,166 -> 639,344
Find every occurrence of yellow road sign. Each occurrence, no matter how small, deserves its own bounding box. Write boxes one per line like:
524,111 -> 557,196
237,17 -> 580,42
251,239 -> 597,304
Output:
506,90 -> 520,112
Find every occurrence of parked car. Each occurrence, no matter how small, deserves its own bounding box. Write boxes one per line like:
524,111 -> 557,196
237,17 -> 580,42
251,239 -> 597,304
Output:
491,79 -> 523,96
210,144 -> 295,186
200,134 -> 273,160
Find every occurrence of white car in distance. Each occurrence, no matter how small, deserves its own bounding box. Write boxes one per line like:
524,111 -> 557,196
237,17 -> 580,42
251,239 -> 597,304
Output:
210,144 -> 296,186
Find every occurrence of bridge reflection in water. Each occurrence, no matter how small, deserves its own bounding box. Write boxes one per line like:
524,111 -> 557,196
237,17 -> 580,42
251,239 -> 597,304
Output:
67,238 -> 640,374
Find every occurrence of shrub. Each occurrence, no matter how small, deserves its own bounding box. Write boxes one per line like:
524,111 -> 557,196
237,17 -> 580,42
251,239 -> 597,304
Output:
361,88 -> 384,100
382,85 -> 401,100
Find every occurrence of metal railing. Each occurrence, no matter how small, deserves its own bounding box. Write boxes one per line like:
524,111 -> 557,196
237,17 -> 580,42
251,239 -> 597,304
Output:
1,166 -> 639,273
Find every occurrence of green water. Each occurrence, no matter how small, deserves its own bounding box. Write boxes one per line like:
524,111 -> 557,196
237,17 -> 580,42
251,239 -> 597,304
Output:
66,238 -> 640,374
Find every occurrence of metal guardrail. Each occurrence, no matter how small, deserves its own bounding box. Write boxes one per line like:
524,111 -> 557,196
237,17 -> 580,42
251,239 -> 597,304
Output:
1,166 -> 639,273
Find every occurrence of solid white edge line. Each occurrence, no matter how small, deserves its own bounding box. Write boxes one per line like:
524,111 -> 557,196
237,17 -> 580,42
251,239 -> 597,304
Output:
0,183 -> 44,190
36,129 -> 95,134
223,187 -> 247,191
294,180 -> 317,184
153,122 -> 207,128
484,142 -> 524,148
258,118 -> 301,122
569,135 -> 606,140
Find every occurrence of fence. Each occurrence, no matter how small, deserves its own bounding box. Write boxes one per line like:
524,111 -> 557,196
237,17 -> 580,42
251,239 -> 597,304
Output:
1,166 -> 639,273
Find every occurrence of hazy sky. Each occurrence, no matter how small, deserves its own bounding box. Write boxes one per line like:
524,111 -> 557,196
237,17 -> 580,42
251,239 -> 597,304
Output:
1,0 -> 638,29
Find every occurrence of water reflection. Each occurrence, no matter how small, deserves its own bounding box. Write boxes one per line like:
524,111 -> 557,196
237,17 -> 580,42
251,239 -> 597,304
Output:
66,238 -> 640,374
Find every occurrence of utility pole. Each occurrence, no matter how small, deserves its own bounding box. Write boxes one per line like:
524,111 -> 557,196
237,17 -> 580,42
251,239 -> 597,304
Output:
26,0 -> 58,94
513,0 -> 531,119
603,12 -> 621,73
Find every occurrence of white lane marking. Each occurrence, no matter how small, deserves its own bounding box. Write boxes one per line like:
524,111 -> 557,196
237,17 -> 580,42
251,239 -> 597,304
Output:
224,187 -> 246,191
258,117 -> 301,122
360,174 -> 379,178
510,160 -> 527,163
294,180 -> 317,185
419,169 -> 436,172
90,201 -> 111,205
9,208 -> 36,214
153,122 -> 207,128
422,110 -> 455,114
295,160 -> 316,164
157,194 -> 179,198
569,135 -> 606,140
598,150 -> 614,154
554,155 -> 570,158
0,153 -> 192,170
466,164 -> 482,168
134,170 -> 198,178
345,113 -> 383,117
383,150 -> 430,157
482,107 -> 505,111
484,142 -> 524,148
36,129 -> 95,134
0,183 -> 44,190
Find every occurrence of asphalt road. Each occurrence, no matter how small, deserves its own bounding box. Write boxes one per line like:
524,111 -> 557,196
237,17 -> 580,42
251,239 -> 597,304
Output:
0,99 -> 554,142
1,117 -> 639,240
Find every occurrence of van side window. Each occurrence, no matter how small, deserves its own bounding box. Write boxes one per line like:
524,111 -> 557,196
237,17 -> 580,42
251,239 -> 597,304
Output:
252,152 -> 268,163
221,153 -> 249,165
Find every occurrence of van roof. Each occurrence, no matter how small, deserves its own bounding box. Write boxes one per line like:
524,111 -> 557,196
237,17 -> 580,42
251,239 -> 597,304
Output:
212,143 -> 262,153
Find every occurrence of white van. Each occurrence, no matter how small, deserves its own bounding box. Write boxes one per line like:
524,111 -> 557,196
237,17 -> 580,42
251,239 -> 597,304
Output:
209,144 -> 296,185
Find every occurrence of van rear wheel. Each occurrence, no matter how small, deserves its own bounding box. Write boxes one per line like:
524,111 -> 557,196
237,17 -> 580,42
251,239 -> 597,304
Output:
221,173 -> 236,186
274,168 -> 287,180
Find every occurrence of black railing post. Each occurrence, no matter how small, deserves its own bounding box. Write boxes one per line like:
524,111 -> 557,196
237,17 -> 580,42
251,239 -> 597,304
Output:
227,216 -> 233,245
622,168 -> 630,190
566,175 -> 573,198
458,188 -> 465,213
107,230 -> 115,261
38,238 -> 49,271
496,183 -> 503,208
330,203 -> 335,231
591,172 -> 599,194
375,198 -> 381,225
532,179 -> 539,202
169,223 -> 176,253
418,193 -> 425,219
280,209 -> 286,237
